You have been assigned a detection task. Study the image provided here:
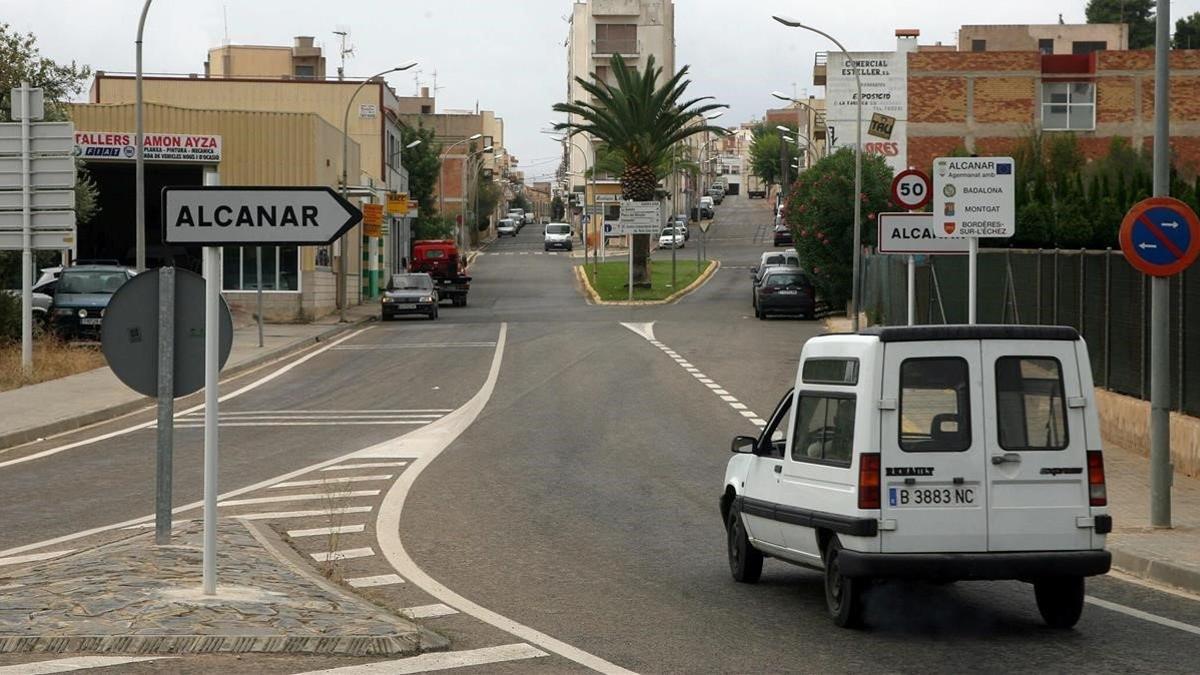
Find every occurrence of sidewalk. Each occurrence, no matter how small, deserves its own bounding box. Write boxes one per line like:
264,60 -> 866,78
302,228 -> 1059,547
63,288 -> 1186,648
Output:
0,304 -> 378,451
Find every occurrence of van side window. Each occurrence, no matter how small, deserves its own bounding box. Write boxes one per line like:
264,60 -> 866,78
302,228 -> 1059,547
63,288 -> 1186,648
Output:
760,391 -> 794,459
995,357 -> 1069,451
899,358 -> 971,453
792,394 -> 856,466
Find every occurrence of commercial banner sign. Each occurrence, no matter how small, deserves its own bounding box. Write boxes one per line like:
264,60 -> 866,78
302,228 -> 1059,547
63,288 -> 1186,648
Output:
824,50 -> 911,174
73,132 -> 222,163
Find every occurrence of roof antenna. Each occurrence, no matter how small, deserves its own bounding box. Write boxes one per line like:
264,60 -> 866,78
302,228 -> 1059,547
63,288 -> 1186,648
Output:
333,27 -> 354,81
222,4 -> 230,44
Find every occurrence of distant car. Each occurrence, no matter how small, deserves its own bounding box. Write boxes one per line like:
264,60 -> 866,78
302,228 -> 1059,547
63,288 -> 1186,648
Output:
670,215 -> 690,241
544,222 -> 574,251
658,226 -> 685,249
753,268 -> 817,320
752,250 -> 801,286
49,265 -> 136,339
507,210 -> 526,230
774,224 -> 794,247
708,186 -> 725,204
699,196 -> 715,219
381,273 -> 438,320
523,212 -> 535,225
497,218 -> 519,237
1,288 -> 52,323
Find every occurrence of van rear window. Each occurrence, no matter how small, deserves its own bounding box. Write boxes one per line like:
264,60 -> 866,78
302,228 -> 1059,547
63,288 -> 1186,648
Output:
995,357 -> 1069,451
802,358 -> 858,385
899,358 -> 971,453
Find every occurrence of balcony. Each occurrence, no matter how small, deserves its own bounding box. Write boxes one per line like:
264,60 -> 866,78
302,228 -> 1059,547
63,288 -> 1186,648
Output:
813,111 -> 827,140
592,39 -> 640,57
813,51 -> 827,86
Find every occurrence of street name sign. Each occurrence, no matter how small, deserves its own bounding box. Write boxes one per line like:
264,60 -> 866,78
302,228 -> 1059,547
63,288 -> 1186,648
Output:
0,188 -> 73,210
0,230 -> 72,249
0,122 -> 73,155
162,186 -> 362,246
932,156 -> 1015,238
0,209 -> 74,230
619,200 -> 662,235
0,156 -> 75,189
603,221 -> 626,235
877,213 -> 968,254
1119,196 -> 1200,277
891,168 -> 931,210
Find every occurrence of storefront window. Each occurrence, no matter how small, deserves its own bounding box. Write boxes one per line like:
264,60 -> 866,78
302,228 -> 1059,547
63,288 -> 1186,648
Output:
221,246 -> 300,291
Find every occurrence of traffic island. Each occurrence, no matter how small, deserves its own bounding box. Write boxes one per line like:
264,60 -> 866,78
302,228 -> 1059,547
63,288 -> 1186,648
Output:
0,519 -> 446,656
577,259 -> 718,305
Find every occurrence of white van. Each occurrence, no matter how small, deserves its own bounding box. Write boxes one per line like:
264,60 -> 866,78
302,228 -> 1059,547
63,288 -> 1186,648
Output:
722,325 -> 1111,629
543,222 -> 573,251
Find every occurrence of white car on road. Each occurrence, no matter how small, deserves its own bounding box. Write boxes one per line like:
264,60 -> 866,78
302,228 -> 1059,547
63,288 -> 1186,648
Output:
722,325 -> 1111,629
658,226 -> 685,249
544,223 -> 573,251
497,218 -> 519,237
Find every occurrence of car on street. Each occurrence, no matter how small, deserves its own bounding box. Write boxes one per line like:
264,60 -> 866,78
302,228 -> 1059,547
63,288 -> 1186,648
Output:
507,209 -> 526,230
698,196 -> 715,219
381,272 -> 438,320
658,226 -> 685,249
752,268 -> 816,319
721,325 -> 1111,629
544,222 -> 574,251
1,288 -> 52,323
49,264 -> 136,339
751,250 -> 800,286
523,212 -> 535,226
497,218 -> 519,237
774,223 -> 794,246
670,215 -> 690,241
708,185 -> 725,204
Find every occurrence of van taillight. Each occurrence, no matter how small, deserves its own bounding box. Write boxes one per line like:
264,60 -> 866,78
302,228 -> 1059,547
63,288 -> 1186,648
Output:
858,453 -> 881,510
1087,450 -> 1107,507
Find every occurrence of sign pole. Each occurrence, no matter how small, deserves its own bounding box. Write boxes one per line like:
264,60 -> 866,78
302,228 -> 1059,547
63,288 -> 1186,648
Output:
907,255 -> 915,326
628,237 -> 633,302
155,266 -> 174,544
256,246 -> 264,348
202,246 -> 219,594
19,82 -> 32,374
968,236 -> 978,324
1150,0 -> 1171,528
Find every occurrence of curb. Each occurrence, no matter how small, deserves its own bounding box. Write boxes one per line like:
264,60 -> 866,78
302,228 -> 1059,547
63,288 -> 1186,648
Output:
0,314 -> 376,452
575,260 -> 720,306
1110,545 -> 1200,595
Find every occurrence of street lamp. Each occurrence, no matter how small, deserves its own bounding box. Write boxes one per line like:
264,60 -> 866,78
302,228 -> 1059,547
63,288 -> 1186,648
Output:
773,15 -> 863,331
405,139 -> 422,149
340,62 -> 418,322
545,123 -> 594,265
134,0 -> 153,272
440,132 -> 483,254
466,145 -> 494,245
771,90 -> 825,159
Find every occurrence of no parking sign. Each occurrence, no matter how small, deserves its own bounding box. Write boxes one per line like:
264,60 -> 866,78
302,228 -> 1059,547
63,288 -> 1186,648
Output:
1119,197 -> 1200,277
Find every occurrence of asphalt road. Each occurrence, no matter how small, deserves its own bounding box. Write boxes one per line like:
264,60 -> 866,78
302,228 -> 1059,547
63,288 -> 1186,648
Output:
3,194 -> 1199,673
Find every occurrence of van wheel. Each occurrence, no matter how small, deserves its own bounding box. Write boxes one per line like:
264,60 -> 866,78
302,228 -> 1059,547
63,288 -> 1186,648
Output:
1034,577 -> 1084,629
726,504 -> 763,583
823,539 -> 865,628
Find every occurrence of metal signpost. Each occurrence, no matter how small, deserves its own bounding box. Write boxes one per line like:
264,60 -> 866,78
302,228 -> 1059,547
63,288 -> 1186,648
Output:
932,156 -> 1015,323
877,213 -> 968,325
1,85 -> 75,372
163,185 -> 361,594
620,201 -> 662,301
887,170 -> 934,325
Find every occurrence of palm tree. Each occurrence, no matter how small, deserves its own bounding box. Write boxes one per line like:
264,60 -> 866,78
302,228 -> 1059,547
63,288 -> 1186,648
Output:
553,54 -> 727,286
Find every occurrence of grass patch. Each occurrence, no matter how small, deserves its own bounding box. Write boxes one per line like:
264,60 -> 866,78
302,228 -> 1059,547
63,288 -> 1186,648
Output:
584,259 -> 711,301
0,337 -> 106,392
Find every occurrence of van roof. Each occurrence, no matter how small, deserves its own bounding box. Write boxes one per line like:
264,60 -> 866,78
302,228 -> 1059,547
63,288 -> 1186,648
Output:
860,325 -> 1080,342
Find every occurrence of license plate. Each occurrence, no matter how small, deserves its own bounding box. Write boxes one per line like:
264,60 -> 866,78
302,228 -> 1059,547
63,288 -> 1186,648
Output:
779,290 -> 798,295
80,317 -> 102,326
889,486 -> 977,507
394,303 -> 416,310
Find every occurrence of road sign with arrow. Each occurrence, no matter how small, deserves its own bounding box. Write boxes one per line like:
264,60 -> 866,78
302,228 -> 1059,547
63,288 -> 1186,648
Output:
162,186 -> 362,246
1119,196 -> 1200,277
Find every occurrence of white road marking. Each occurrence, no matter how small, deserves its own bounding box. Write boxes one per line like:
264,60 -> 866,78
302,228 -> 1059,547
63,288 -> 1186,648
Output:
374,324 -> 636,675
730,403 -> 748,410
218,490 -> 381,507
294,643 -> 548,674
321,462 -> 408,471
0,327 -> 373,470
0,549 -> 75,567
346,574 -> 405,588
311,547 -> 375,562
684,367 -> 700,373
287,524 -> 366,538
175,421 -> 429,428
0,657 -> 169,674
739,410 -> 758,418
178,414 -> 444,421
332,343 -> 496,351
751,419 -> 768,426
188,409 -> 454,415
1086,596 -> 1200,636
713,389 -> 730,395
721,395 -> 738,402
235,506 -> 373,520
123,520 -> 192,529
399,603 -> 458,619
271,475 -> 394,489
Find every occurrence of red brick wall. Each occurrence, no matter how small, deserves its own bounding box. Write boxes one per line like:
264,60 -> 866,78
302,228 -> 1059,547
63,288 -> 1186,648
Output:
973,77 -> 1036,123
909,51 -> 1039,73
1097,50 -> 1200,70
1097,77 -> 1136,124
974,137 -> 1020,157
907,137 -> 964,174
909,77 -> 968,123
1139,76 -> 1200,122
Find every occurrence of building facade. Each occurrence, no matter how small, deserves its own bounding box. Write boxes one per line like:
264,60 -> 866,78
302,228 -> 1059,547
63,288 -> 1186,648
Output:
958,23 -> 1128,55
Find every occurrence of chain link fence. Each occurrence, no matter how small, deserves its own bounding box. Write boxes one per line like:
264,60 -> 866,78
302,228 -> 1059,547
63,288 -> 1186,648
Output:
863,248 -> 1197,416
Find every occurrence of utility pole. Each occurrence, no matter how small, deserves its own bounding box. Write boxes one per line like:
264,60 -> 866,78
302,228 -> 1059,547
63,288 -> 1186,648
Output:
1149,0 -> 1172,528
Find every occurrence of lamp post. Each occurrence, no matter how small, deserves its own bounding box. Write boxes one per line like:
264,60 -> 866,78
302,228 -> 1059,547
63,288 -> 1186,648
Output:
439,132 -> 482,255
773,16 -> 863,331
772,90 -> 825,160
134,0 -> 153,272
465,145 -> 493,247
341,62 -> 417,322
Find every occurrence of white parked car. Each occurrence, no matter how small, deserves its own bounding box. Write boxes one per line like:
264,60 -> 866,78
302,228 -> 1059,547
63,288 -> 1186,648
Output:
497,218 -> 519,237
507,210 -> 525,230
543,222 -> 573,251
658,226 -> 685,249
722,325 -> 1111,629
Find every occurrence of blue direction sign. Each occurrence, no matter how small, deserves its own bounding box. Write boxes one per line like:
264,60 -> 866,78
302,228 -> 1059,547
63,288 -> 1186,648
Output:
1119,197 -> 1200,277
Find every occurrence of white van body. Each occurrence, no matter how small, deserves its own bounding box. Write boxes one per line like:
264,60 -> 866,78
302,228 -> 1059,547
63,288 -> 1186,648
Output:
722,325 -> 1111,629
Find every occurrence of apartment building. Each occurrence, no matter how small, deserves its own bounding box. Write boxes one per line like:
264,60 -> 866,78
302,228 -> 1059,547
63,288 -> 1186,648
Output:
958,22 -> 1128,54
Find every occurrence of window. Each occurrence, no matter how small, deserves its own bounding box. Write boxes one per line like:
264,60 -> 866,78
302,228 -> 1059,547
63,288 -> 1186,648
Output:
1072,41 -> 1107,54
222,246 -> 300,291
1038,38 -> 1054,55
803,358 -> 859,386
762,391 -> 794,459
899,358 -> 971,453
995,357 -> 1069,451
294,64 -> 315,79
971,39 -> 987,52
594,65 -> 610,84
792,394 -> 856,466
596,24 -> 637,54
1042,82 -> 1095,131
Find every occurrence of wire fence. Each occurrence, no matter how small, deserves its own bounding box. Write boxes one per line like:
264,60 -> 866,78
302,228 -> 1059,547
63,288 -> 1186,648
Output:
862,248 -> 1198,416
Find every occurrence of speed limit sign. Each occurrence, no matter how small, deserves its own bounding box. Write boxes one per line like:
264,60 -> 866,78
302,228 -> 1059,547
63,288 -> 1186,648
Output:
891,168 -> 931,210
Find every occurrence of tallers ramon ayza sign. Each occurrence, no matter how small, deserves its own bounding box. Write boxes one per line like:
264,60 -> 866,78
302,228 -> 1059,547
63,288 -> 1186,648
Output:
74,132 -> 221,163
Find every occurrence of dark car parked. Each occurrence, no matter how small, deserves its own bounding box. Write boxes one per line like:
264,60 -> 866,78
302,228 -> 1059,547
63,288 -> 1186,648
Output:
49,265 -> 136,338
381,273 -> 439,320
753,268 -> 817,320
773,224 -> 794,247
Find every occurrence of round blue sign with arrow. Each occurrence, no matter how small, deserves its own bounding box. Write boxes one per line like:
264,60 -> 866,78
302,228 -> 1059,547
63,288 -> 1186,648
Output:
1119,196 -> 1200,277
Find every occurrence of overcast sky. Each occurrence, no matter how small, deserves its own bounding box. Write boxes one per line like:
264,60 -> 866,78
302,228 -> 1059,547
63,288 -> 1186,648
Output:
4,0 -> 1198,183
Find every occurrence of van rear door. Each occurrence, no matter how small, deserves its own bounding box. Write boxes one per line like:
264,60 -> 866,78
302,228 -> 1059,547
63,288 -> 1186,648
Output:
880,342 -> 988,553
981,341 -> 1092,551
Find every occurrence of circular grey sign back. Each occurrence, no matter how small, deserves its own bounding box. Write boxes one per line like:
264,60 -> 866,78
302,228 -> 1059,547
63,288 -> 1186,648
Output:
101,268 -> 234,398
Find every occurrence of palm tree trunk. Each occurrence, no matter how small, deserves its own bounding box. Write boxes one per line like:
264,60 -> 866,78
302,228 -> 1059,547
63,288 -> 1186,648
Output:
622,165 -> 657,287
631,234 -> 651,286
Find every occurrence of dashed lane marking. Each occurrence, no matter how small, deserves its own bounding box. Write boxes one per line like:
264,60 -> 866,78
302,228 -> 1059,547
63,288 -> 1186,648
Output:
346,574 -> 405,588
0,657 -> 170,674
293,643 -> 548,674
332,344 -> 495,351
271,475 -> 394,489
0,549 -> 75,567
287,524 -> 366,538
218,490 -> 381,507
311,547 -> 375,563
235,507 -> 373,520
